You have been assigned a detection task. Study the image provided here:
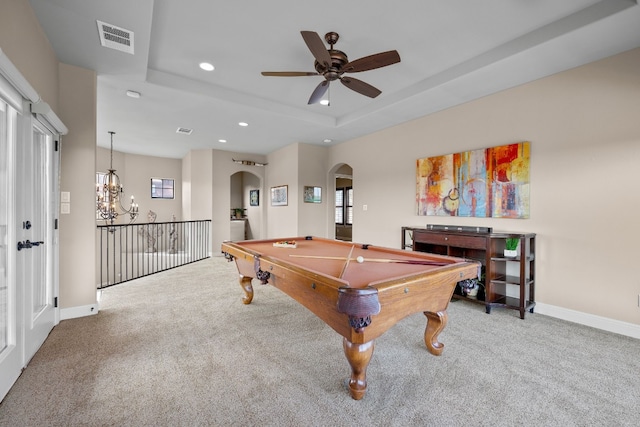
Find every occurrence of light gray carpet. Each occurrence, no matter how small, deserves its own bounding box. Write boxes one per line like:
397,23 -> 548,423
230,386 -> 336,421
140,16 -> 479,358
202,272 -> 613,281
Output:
1,256 -> 638,426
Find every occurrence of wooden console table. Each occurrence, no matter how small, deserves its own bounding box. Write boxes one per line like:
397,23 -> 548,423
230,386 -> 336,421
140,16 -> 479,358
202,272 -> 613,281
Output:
402,226 -> 535,319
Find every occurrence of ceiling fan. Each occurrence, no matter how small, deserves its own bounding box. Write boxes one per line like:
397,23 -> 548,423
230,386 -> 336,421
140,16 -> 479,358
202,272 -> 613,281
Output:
261,31 -> 401,105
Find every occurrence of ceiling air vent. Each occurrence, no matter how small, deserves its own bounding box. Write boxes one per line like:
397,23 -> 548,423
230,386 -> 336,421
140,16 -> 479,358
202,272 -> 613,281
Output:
176,127 -> 193,135
97,20 -> 134,55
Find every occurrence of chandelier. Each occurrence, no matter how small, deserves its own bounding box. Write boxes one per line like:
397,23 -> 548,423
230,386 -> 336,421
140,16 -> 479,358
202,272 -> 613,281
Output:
96,131 -> 139,225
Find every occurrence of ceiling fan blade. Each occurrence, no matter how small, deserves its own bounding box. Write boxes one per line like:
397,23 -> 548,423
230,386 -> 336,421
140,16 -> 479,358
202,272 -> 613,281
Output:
301,31 -> 332,70
261,71 -> 319,77
340,76 -> 381,98
308,80 -> 329,105
343,50 -> 401,73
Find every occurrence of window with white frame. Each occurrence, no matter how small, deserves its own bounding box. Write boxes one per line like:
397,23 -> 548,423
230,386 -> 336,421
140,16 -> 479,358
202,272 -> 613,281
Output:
151,178 -> 174,199
335,187 -> 353,225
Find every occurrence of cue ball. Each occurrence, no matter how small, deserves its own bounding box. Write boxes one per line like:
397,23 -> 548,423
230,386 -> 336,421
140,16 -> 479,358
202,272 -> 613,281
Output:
356,256 -> 364,263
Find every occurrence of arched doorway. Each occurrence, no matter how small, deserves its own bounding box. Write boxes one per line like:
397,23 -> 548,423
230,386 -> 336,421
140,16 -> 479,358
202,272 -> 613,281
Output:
229,171 -> 262,240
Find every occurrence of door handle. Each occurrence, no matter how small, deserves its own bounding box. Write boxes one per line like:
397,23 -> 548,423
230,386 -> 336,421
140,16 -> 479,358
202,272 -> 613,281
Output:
17,240 -> 44,251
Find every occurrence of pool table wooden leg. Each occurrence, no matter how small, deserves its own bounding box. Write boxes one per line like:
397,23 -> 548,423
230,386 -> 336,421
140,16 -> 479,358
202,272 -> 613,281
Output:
343,338 -> 374,400
423,310 -> 448,356
238,275 -> 254,305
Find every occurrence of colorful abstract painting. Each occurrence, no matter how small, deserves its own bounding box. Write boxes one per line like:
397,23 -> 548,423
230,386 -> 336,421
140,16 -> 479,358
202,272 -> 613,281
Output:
416,142 -> 530,218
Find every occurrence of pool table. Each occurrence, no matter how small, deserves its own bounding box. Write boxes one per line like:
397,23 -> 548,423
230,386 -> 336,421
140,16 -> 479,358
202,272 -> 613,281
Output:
221,236 -> 479,400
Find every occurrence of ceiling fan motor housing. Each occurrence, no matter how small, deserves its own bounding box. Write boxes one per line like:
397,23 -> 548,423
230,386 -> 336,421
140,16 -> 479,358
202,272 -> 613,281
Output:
314,50 -> 348,81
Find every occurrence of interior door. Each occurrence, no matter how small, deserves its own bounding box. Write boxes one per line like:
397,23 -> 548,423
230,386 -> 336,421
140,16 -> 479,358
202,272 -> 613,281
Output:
16,119 -> 57,365
0,96 -> 21,401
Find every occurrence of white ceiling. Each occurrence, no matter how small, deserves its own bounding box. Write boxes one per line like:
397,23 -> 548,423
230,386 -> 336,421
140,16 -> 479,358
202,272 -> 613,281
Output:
29,0 -> 640,159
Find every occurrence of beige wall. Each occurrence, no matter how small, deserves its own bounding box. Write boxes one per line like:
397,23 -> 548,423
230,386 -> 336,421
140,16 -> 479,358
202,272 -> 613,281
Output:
206,149 -> 267,249
242,172 -> 261,239
97,147 -> 183,223
297,143 -> 329,238
327,48 -> 640,326
58,63 -> 97,310
265,144 -> 300,238
0,0 -> 58,109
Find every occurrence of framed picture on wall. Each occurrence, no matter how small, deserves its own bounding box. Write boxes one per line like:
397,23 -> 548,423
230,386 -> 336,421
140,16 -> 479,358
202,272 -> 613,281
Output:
250,189 -> 259,206
270,185 -> 288,206
303,186 -> 322,203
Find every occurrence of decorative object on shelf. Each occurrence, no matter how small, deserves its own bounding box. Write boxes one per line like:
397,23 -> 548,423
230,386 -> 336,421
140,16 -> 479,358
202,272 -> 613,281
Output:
250,189 -> 259,206
96,131 -> 139,226
455,265 -> 486,300
416,141 -> 530,219
504,237 -> 519,257
426,224 -> 492,233
232,158 -> 267,167
270,185 -> 288,206
231,208 -> 245,219
303,186 -> 322,203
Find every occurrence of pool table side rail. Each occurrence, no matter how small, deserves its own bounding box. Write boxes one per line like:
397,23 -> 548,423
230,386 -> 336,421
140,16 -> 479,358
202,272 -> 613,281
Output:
221,239 -> 351,288
367,261 -> 479,337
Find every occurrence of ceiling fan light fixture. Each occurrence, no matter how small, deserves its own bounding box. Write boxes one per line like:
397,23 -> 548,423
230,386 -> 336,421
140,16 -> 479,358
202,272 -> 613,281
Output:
320,99 -> 329,106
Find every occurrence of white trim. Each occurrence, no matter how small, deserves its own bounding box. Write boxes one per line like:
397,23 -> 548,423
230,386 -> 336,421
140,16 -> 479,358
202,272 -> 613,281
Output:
60,304 -> 99,321
0,48 -> 67,135
0,64 -> 23,113
30,101 -> 68,135
535,302 -> 640,340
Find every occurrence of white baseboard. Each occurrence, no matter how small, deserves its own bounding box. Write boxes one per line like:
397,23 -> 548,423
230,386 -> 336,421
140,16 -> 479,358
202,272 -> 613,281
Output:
60,304 -> 99,321
535,302 -> 640,340
57,300 -> 639,340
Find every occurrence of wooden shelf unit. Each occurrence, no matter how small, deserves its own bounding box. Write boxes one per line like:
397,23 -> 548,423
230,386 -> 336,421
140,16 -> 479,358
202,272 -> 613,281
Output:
402,227 -> 536,319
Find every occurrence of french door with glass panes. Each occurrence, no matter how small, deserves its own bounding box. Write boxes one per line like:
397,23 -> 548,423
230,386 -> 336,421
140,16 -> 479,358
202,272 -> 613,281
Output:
17,118 -> 58,364
0,95 -> 59,401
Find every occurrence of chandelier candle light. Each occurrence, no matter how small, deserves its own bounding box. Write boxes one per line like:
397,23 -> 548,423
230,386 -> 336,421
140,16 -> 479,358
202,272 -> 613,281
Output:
96,131 -> 139,226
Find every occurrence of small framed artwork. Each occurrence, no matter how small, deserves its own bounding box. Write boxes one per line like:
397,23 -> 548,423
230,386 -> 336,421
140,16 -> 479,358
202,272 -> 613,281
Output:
270,185 -> 288,206
250,189 -> 259,206
304,186 -> 322,203
249,190 -> 260,206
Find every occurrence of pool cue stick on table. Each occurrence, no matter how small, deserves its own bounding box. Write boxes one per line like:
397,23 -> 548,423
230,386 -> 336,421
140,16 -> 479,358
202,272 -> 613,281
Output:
339,245 -> 355,278
289,254 -> 449,266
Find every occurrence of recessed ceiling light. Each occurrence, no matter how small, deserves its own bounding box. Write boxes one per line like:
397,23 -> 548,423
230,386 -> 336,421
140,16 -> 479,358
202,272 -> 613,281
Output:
323,139 -> 332,143
176,127 -> 193,135
199,62 -> 214,71
126,90 -> 141,98
238,122 -> 248,127
219,139 -> 227,143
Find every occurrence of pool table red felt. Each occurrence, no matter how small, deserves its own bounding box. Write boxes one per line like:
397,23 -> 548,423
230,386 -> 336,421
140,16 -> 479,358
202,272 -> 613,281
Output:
221,236 -> 479,400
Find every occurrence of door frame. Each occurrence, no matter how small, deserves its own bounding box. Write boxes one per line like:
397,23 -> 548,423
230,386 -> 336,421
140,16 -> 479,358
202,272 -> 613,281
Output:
0,81 -> 22,403
0,51 -> 66,402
